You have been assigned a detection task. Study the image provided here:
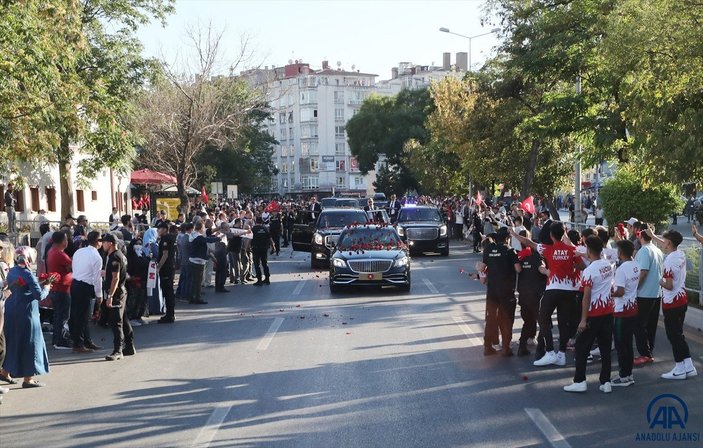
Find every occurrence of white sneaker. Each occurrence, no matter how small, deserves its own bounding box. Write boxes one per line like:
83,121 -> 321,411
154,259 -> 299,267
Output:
563,381 -> 587,393
599,382 -> 612,393
129,319 -> 142,327
610,375 -> 634,387
661,367 -> 688,380
590,347 -> 601,357
0,386 -> 9,394
686,366 -> 698,378
534,351 -> 558,367
527,337 -> 536,346
555,351 -> 566,366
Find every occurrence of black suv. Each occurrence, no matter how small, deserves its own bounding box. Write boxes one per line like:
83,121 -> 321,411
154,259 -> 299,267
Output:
395,206 -> 449,256
292,208 -> 371,269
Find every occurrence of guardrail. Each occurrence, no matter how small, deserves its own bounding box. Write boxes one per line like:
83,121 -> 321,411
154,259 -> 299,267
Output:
2,220 -> 115,248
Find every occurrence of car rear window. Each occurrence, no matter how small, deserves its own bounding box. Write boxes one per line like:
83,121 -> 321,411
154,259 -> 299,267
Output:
397,208 -> 441,222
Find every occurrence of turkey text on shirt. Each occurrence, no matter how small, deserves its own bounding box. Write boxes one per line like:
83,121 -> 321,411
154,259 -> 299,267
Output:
537,242 -> 580,291
581,259 -> 614,317
662,250 -> 688,310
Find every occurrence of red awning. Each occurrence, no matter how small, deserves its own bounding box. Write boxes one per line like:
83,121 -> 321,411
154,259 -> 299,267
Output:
131,169 -> 177,185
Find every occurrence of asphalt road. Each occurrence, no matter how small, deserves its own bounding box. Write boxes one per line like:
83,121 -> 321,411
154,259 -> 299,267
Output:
1,242 -> 702,448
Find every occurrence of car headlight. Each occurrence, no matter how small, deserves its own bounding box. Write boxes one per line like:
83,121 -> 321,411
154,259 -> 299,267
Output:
394,256 -> 409,267
333,258 -> 347,268
439,225 -> 447,237
397,226 -> 405,236
314,233 -> 324,245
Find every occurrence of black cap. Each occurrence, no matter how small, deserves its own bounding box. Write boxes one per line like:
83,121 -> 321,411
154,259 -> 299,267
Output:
102,233 -> 117,244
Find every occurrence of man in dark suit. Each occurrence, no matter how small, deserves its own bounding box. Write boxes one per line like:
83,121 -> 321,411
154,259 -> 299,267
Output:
309,196 -> 321,221
387,194 -> 401,223
363,198 -> 374,212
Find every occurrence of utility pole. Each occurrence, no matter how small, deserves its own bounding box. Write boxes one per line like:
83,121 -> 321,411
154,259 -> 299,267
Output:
574,75 -> 583,225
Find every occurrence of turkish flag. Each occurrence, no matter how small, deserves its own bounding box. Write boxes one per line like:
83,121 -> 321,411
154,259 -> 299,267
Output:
201,185 -> 209,204
265,200 -> 281,213
521,196 -> 536,215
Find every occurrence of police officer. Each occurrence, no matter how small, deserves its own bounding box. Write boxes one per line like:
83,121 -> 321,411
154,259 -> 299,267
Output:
479,227 -> 521,356
251,217 -> 275,286
516,229 -> 548,357
102,234 -> 135,361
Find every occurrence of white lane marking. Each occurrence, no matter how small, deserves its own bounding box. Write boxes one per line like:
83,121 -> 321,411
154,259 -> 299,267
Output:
525,408 -> 572,448
292,280 -> 306,296
452,316 -> 483,347
256,317 -> 285,351
192,405 -> 233,447
423,278 -> 439,294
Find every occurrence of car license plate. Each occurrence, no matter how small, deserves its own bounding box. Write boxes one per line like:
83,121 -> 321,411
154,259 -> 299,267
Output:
359,273 -> 382,281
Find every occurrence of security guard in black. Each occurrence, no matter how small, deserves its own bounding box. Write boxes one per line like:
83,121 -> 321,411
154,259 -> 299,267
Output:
483,238 -> 520,302
251,217 -> 274,285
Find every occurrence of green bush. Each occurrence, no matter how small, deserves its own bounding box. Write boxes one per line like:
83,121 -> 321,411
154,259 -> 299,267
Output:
600,169 -> 683,228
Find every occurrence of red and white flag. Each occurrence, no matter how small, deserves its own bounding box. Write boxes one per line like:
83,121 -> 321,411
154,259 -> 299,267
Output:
520,196 -> 536,215
201,185 -> 209,204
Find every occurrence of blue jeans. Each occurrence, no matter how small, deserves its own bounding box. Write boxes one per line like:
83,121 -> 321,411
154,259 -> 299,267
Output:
50,291 -> 71,346
176,261 -> 192,299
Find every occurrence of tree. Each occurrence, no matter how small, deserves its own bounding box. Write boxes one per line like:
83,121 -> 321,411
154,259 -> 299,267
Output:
1,1 -> 174,218
599,169 -> 683,228
0,1 -> 84,176
196,108 -> 277,195
346,88 -> 432,193
137,25 -> 263,209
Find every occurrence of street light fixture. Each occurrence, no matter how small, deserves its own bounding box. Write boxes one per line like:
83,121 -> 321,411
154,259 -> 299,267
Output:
438,27 -> 500,72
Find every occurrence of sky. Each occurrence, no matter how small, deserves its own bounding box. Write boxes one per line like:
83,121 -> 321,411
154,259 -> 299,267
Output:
137,0 -> 502,79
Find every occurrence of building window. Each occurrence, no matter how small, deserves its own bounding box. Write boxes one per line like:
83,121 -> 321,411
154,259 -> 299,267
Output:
335,143 -> 345,155
30,187 -> 40,212
290,161 -> 295,174
336,160 -> 346,171
283,178 -> 288,189
354,176 -> 364,187
310,158 -> 319,172
301,175 -> 319,189
280,128 -> 287,140
76,189 -> 85,212
279,112 -> 286,124
335,108 -> 344,121
115,192 -> 123,211
301,125 -> 318,139
13,190 -> 24,212
288,112 -> 294,123
337,176 -> 345,188
282,162 -> 288,173
334,91 -> 344,104
46,187 -> 56,212
289,127 -> 294,139
335,125 -> 345,137
91,191 -> 98,201
271,178 -> 279,190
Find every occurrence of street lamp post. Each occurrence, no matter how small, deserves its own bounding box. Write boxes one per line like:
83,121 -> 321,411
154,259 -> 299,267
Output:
439,27 -> 500,72
439,26 -> 499,199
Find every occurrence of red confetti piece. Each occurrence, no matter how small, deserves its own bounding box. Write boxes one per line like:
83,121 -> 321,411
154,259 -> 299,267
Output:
522,376 -> 529,381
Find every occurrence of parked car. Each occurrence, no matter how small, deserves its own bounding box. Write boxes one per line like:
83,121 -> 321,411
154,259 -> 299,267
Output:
395,206 -> 449,256
329,224 -> 410,293
292,208 -> 371,269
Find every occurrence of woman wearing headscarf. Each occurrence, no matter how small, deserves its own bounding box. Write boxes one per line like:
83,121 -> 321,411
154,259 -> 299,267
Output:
2,246 -> 53,387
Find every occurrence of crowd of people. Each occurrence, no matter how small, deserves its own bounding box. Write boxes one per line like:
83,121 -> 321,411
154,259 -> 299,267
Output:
474,206 -> 702,393
1,192 -> 701,405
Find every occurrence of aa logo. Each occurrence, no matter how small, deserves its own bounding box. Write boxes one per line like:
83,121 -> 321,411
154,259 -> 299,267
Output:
647,394 -> 688,430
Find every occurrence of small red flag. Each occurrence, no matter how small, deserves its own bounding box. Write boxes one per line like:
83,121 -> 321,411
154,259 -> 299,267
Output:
520,196 -> 536,215
201,185 -> 209,204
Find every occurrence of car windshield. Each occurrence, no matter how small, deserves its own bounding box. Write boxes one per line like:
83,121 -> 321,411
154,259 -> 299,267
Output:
317,211 -> 368,229
337,227 -> 402,251
397,208 -> 441,222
